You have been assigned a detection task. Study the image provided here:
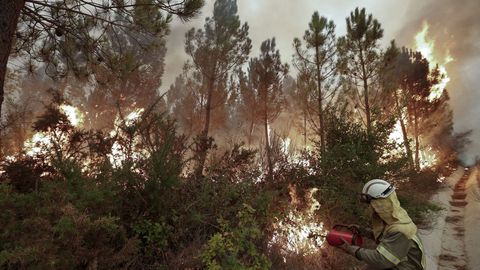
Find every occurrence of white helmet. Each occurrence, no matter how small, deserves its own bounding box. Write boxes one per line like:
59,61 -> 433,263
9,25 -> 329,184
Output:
361,179 -> 395,202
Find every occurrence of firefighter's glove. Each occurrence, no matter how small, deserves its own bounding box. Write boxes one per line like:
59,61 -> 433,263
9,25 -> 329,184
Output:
336,237 -> 360,257
348,224 -> 374,239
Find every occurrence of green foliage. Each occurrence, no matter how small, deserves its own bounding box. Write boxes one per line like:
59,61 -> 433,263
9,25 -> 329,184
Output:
297,109 -> 409,226
201,204 -> 271,270
0,182 -> 132,269
396,168 -> 444,225
398,193 -> 443,226
248,38 -> 289,124
337,7 -> 384,134
320,109 -> 406,182
133,0 -> 173,35
52,216 -> 75,239
133,219 -> 173,260
0,157 -> 45,193
13,0 -> 204,79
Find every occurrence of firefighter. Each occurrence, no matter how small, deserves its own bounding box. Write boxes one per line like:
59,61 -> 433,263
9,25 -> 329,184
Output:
336,179 -> 426,270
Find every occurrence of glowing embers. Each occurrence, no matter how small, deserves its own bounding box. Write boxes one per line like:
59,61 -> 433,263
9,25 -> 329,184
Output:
270,186 -> 325,255
414,22 -> 453,101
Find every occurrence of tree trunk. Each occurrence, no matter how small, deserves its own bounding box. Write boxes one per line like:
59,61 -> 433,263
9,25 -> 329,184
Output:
262,87 -> 273,181
264,109 -> 273,181
303,108 -> 307,149
400,114 -> 413,167
413,101 -> 420,170
0,0 -> 25,154
359,48 -> 371,136
248,112 -> 255,144
315,46 -> 325,155
395,89 -> 413,168
195,77 -> 215,176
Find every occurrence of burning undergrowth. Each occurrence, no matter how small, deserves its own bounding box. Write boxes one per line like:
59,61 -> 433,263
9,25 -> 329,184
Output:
0,92 -> 448,269
270,186 -> 325,255
0,93 -> 294,269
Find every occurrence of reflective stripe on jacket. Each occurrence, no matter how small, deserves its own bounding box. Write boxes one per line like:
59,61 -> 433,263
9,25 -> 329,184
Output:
356,232 -> 425,270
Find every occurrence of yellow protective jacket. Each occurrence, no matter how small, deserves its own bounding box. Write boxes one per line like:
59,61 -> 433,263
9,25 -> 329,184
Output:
355,191 -> 426,269
356,231 -> 425,269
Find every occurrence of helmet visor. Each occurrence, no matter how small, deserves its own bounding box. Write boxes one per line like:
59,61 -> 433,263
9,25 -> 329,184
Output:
380,184 -> 394,197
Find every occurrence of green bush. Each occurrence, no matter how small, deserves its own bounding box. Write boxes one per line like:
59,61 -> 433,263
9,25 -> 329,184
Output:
201,204 -> 271,270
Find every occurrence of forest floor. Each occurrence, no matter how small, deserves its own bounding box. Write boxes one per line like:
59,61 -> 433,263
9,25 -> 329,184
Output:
420,165 -> 480,270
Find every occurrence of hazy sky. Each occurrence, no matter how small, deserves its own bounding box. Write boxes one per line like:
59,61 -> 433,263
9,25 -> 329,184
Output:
163,0 -> 480,164
163,0 -> 419,87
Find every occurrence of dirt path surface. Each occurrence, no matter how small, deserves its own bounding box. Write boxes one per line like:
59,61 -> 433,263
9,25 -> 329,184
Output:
437,168 -> 469,270
418,167 -> 463,270
464,166 -> 480,270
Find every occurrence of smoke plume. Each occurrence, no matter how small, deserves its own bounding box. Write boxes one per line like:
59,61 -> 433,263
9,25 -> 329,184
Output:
164,0 -> 480,164
395,0 -> 480,165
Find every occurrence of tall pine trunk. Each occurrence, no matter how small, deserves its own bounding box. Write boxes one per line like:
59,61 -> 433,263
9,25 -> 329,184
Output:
248,112 -> 255,144
264,111 -> 273,181
400,115 -> 413,168
303,108 -> 307,149
195,77 -> 215,176
0,0 -> 25,154
315,46 -> 325,155
395,89 -> 413,168
413,101 -> 420,169
359,48 -> 371,136
263,93 -> 273,181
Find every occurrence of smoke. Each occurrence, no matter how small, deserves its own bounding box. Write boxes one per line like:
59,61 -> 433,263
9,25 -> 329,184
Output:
163,0 -> 412,87
394,0 -> 480,165
163,0 -> 480,164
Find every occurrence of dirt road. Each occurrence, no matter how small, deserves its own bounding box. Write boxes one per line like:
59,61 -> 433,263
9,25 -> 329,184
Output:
420,165 -> 480,270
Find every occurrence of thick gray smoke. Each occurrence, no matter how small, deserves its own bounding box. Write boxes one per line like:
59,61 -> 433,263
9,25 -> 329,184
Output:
163,0 -> 412,87
394,0 -> 480,165
164,0 -> 480,164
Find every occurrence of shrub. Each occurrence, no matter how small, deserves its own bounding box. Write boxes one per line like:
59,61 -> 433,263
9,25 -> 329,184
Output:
201,204 -> 271,270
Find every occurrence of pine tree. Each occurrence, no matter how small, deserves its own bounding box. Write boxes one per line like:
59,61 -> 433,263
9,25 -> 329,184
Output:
291,64 -> 315,149
384,45 -> 442,169
184,0 -> 251,175
338,7 -> 384,137
245,38 -> 288,180
293,11 -> 337,154
167,74 -> 204,137
0,0 -> 204,125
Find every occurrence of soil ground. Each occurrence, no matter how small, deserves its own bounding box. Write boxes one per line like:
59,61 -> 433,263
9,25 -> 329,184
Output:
420,165 -> 480,270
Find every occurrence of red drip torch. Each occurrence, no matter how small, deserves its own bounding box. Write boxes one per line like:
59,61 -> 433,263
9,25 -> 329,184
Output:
326,224 -> 364,247
308,224 -> 364,247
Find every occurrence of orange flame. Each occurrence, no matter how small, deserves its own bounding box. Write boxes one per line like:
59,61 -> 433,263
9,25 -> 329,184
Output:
414,22 -> 453,101
270,186 -> 325,255
23,104 -> 85,157
60,105 -> 84,127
